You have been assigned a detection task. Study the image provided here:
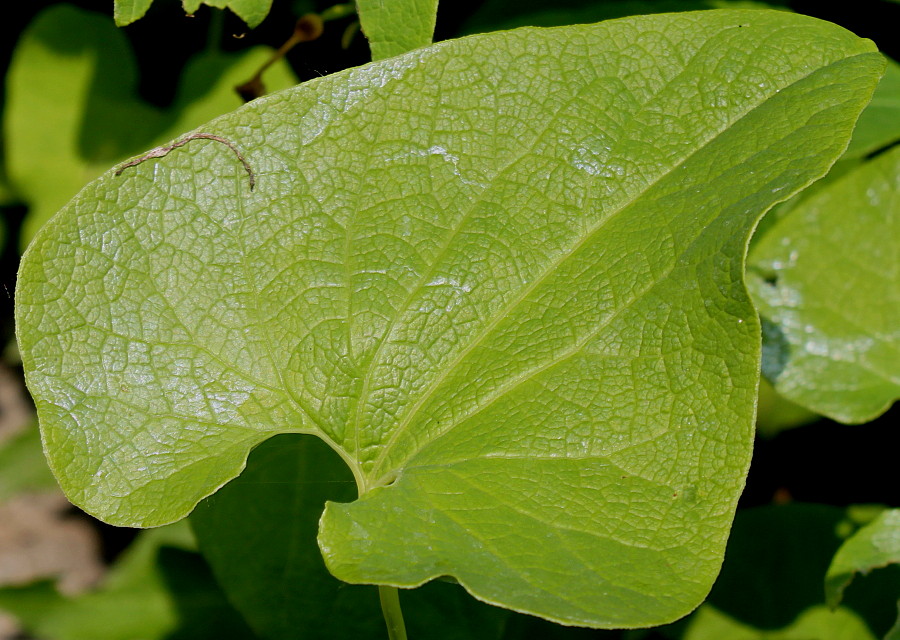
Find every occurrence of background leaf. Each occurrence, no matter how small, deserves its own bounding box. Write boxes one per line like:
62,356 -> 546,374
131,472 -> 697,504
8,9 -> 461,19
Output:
191,433 -> 511,639
183,0 -> 274,28
0,523 -> 257,640
114,0 -> 274,27
826,509 -> 900,616
113,0 -> 155,26
16,10 -> 883,628
4,5 -> 297,249
0,423 -> 57,503
679,504 -> 898,640
356,0 -> 439,60
748,144 -> 900,423
842,58 -> 900,159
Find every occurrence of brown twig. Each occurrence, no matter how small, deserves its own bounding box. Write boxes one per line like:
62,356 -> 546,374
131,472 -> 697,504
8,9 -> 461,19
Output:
115,133 -> 256,190
236,14 -> 325,101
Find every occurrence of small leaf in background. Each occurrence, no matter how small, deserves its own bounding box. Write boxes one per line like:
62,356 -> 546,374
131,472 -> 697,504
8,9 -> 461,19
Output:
183,0 -> 274,28
114,0 -> 274,27
15,10 -> 883,629
0,424 -> 57,503
748,144 -> 900,424
0,523 -> 256,640
4,5 -> 297,249
681,504 -> 898,640
843,58 -> 900,159
683,605 -> 877,640
191,434 -> 511,639
826,509 -> 900,633
113,0 -> 154,26
356,0 -> 439,59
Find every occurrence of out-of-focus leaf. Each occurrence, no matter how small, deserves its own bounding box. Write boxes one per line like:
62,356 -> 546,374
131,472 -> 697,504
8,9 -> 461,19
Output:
682,504 -> 899,640
0,523 -> 256,640
0,424 -> 57,503
683,605 -> 876,640
5,5 -> 297,249
755,377 -> 819,438
357,0 -> 439,60
826,509 -> 900,619
748,145 -> 900,423
15,10 -> 882,629
843,58 -> 900,159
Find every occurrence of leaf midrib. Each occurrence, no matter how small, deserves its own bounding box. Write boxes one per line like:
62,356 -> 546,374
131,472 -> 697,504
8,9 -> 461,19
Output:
364,48 -> 870,483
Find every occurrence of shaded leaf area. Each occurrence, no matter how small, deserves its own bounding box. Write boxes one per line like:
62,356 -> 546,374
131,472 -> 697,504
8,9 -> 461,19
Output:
0,523 -> 257,640
826,508 -> 900,636
680,504 -> 900,640
191,434 -> 512,640
16,10 -> 882,628
4,4 -> 297,249
357,0 -> 439,60
114,0 -> 273,27
748,144 -> 900,424
459,0 -> 789,34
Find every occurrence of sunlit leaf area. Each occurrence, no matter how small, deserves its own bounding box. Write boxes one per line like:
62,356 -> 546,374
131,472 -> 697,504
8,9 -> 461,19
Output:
1,1 -> 898,639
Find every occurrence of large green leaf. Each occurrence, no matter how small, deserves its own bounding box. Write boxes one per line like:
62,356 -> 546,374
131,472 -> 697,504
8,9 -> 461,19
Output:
748,144 -> 900,423
5,5 -> 297,249
16,10 -> 883,628
356,0 -> 439,60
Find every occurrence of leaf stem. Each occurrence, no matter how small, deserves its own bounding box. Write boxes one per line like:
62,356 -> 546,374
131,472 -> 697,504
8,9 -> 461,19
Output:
378,585 -> 408,640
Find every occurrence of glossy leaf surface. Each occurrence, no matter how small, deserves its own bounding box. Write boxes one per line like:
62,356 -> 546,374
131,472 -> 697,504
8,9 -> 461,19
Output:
16,11 -> 882,628
357,0 -> 439,60
748,145 -> 900,423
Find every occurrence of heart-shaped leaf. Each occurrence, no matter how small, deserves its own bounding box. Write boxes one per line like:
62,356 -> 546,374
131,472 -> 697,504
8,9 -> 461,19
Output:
16,11 -> 883,628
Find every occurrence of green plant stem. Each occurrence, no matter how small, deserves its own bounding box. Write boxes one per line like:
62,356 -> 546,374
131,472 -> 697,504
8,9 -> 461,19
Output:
378,586 -> 408,640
